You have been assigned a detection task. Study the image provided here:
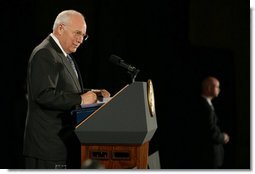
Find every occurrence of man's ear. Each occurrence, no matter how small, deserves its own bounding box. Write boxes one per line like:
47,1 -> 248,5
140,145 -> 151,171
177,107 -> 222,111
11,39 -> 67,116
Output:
58,24 -> 65,35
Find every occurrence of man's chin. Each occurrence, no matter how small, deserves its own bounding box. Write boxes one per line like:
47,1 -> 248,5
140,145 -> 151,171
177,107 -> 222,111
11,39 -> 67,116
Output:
71,48 -> 77,53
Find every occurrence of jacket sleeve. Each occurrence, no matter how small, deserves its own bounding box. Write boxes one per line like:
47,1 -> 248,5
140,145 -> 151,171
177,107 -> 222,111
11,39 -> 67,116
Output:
208,110 -> 225,144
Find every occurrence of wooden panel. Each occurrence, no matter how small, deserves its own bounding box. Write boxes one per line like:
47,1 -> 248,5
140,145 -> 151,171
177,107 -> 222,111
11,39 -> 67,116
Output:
80,142 -> 149,169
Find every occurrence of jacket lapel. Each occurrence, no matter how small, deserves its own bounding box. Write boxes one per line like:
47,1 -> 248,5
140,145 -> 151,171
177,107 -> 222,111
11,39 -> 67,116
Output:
48,35 -> 82,93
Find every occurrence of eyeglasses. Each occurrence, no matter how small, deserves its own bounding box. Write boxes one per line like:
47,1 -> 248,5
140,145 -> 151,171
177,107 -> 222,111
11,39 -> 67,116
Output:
62,24 -> 89,41
72,30 -> 89,41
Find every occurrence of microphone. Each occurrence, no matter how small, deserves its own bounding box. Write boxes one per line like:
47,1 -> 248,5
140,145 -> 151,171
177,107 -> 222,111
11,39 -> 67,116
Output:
109,54 -> 137,72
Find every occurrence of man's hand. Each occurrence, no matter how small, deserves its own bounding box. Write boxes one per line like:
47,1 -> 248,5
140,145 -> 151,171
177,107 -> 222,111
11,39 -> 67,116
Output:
91,89 -> 111,98
223,132 -> 230,144
100,89 -> 111,98
80,91 -> 97,105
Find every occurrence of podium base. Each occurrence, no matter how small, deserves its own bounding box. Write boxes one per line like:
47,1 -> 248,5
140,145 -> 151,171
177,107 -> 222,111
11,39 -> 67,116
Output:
80,142 -> 149,169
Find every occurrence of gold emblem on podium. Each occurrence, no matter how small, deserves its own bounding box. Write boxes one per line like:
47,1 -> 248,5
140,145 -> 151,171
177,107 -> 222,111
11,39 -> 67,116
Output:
147,79 -> 156,117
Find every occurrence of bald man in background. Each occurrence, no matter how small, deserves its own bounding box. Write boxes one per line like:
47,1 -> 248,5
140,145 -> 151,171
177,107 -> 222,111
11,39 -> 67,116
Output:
188,76 -> 230,169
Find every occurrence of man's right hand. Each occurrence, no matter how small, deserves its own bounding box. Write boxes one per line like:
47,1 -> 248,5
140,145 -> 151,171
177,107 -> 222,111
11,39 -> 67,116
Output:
223,132 -> 230,144
80,91 -> 97,105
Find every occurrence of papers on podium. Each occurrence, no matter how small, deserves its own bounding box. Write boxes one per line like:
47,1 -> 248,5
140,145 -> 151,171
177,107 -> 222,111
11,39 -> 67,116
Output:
73,97 -> 111,125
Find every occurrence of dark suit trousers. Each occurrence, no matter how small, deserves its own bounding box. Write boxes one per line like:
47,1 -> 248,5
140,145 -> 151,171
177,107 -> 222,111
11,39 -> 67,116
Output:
24,156 -> 66,169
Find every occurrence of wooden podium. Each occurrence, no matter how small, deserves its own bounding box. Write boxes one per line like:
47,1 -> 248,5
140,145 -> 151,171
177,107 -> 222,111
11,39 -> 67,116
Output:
74,81 -> 157,169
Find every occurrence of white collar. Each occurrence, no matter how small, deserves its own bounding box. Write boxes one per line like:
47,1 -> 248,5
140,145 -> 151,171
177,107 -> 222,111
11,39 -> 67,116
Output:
50,33 -> 68,57
202,95 -> 213,106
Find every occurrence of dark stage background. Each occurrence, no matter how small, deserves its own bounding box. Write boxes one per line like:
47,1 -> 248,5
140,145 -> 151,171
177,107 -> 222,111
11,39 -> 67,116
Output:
2,0 -> 250,169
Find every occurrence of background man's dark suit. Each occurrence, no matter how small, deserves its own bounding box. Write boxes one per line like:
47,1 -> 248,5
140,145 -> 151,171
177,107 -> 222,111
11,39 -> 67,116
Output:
188,96 -> 225,169
23,35 -> 82,168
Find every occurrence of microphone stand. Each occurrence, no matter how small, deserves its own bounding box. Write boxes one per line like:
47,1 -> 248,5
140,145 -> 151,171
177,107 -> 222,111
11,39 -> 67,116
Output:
128,69 -> 140,83
109,55 -> 140,83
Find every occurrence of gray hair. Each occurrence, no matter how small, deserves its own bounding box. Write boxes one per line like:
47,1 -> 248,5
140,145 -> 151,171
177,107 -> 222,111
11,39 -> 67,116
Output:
52,10 -> 84,30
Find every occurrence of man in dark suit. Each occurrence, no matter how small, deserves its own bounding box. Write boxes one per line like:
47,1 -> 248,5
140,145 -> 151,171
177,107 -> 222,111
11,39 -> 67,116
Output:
23,10 -> 110,169
188,76 -> 230,169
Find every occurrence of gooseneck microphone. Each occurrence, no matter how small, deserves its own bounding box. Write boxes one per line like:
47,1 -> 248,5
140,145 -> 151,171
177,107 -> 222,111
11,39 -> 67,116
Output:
109,54 -> 140,83
109,54 -> 138,73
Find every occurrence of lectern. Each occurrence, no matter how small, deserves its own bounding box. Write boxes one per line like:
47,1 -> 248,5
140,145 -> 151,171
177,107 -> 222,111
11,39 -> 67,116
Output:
74,81 -> 157,169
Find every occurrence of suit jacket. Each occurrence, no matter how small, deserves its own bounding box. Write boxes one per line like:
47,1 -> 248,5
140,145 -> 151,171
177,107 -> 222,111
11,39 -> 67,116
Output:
189,96 -> 225,168
23,35 -> 83,161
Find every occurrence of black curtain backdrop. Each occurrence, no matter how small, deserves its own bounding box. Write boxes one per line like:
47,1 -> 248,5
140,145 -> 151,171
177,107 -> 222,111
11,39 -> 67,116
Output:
2,0 -> 250,169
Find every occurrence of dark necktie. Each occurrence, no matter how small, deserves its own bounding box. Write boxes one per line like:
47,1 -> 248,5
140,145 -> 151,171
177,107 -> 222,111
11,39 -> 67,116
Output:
210,104 -> 215,111
67,54 -> 78,78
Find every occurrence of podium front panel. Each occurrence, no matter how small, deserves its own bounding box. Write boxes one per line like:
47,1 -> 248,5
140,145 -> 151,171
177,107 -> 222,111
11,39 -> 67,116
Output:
75,82 -> 157,145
